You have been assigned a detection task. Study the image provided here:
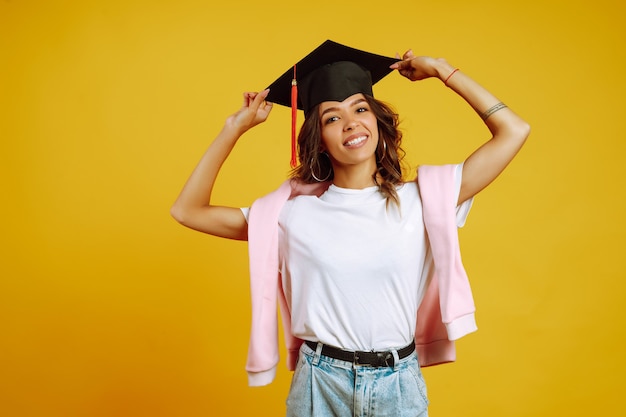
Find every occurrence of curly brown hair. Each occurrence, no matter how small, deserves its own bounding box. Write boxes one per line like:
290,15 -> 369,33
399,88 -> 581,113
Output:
290,94 -> 405,207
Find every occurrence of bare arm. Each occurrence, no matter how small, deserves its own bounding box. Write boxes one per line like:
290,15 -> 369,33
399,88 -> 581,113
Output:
391,52 -> 531,204
170,89 -> 273,240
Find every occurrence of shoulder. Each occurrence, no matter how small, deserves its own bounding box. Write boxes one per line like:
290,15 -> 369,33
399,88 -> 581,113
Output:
415,163 -> 464,193
397,181 -> 419,197
416,163 -> 461,180
394,182 -> 422,214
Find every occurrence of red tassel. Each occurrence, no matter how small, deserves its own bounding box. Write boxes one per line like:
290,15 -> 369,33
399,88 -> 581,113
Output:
290,65 -> 298,168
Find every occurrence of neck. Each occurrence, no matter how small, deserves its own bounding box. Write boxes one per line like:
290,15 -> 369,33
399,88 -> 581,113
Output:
331,160 -> 379,189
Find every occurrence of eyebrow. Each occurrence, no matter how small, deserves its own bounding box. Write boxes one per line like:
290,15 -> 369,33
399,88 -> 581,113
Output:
320,98 -> 367,117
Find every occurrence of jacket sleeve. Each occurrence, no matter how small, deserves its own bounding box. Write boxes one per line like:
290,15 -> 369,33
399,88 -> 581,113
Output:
245,181 -> 292,386
245,180 -> 331,386
415,164 -> 478,366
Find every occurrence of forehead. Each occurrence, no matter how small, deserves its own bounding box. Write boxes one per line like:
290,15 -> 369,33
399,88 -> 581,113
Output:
318,93 -> 367,113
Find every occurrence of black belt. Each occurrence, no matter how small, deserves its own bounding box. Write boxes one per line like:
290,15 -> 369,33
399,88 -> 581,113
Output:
304,340 -> 415,368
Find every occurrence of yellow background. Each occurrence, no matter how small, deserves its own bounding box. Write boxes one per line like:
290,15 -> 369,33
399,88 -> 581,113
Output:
1,0 -> 624,416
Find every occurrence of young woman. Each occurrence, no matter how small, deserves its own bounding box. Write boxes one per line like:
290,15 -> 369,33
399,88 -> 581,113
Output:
171,42 -> 530,416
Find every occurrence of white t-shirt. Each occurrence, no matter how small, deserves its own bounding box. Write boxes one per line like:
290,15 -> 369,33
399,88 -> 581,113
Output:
243,164 -> 471,351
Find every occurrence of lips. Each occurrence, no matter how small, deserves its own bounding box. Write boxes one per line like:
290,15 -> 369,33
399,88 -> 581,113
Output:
343,134 -> 368,147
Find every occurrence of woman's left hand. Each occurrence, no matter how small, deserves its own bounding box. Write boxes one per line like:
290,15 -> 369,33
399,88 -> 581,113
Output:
390,50 -> 450,82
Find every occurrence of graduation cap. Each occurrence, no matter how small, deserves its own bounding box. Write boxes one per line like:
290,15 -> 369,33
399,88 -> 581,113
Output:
265,40 -> 399,167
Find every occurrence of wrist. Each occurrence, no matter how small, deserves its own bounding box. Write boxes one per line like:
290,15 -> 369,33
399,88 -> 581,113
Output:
224,114 -> 254,137
220,121 -> 247,142
431,59 -> 456,82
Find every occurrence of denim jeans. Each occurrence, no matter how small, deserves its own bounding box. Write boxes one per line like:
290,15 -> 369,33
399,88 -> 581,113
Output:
286,342 -> 429,417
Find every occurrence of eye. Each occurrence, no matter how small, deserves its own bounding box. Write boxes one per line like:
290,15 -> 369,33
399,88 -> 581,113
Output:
356,106 -> 368,113
324,115 -> 339,125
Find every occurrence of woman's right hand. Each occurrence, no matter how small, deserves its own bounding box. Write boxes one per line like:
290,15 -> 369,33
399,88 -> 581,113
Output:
171,89 -> 273,241
225,89 -> 273,135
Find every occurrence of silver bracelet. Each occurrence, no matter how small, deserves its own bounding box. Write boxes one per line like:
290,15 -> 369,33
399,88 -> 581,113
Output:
480,102 -> 507,121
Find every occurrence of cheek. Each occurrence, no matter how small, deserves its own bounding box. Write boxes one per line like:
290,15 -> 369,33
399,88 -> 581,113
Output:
319,131 -> 330,150
366,116 -> 379,132
320,126 -> 340,148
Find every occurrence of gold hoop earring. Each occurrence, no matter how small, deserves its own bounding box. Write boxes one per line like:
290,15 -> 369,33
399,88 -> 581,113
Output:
310,152 -> 332,182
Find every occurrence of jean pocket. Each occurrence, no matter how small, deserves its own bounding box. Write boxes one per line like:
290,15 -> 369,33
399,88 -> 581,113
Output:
407,361 -> 429,406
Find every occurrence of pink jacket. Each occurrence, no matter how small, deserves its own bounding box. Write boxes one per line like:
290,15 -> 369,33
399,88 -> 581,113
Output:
245,164 -> 477,386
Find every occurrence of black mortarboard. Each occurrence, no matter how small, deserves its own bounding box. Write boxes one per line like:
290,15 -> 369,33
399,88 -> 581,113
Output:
267,40 -> 399,115
265,40 -> 399,166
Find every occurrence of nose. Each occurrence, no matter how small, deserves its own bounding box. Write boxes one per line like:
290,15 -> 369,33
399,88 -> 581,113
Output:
343,117 -> 359,131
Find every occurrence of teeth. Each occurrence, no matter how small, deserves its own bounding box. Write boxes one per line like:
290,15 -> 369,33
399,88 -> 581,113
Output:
345,136 -> 367,146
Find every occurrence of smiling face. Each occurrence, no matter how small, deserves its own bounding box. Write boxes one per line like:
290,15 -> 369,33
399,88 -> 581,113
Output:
318,93 -> 380,172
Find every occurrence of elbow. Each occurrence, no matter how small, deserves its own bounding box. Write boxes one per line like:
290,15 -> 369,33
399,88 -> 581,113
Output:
511,119 -> 531,145
520,120 -> 531,140
520,121 -> 531,148
170,203 -> 188,225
